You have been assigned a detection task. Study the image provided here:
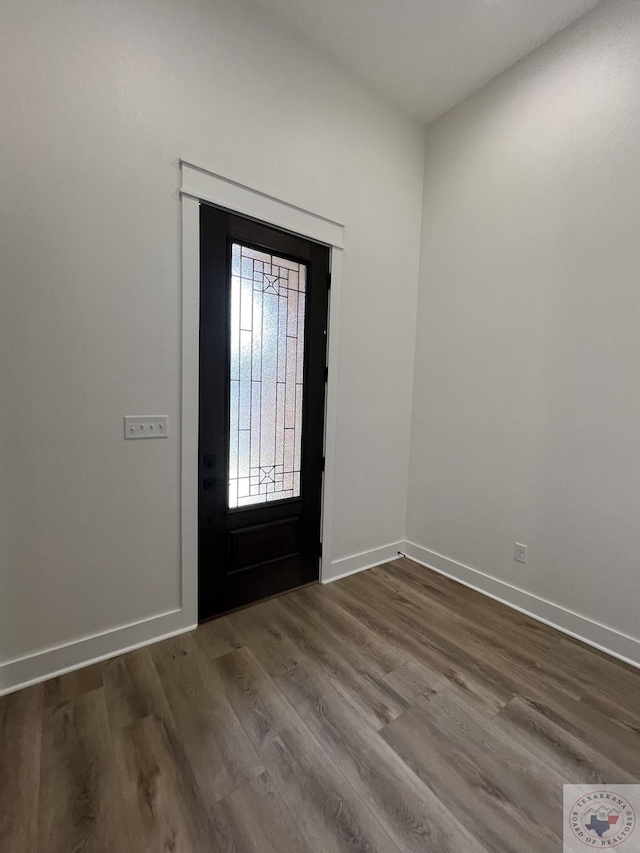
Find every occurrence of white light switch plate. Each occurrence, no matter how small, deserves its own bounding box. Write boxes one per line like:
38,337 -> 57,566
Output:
124,416 -> 168,439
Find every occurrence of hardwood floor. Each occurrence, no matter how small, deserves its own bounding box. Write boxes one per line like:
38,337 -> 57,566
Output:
2,557 -> 640,852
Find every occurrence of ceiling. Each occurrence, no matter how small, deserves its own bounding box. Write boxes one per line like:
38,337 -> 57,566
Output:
251,0 -> 604,122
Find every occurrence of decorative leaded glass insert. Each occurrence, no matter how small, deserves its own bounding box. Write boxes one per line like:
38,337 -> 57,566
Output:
228,243 -> 306,508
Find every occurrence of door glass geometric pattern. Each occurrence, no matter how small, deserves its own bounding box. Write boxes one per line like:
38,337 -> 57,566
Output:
228,243 -> 306,508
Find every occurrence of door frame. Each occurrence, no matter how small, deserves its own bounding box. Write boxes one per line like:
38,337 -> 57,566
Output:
180,160 -> 345,627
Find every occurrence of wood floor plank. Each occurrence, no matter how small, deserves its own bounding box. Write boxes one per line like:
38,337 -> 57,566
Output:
324,576 -> 516,717
111,711 -> 225,853
494,695 -> 637,785
378,559 -> 577,681
0,684 -> 43,853
215,770 -> 315,853
294,583 -> 410,676
42,661 -> 104,709
38,687 -> 127,853
276,662 -> 489,853
150,632 -> 264,805
0,682 -> 42,727
556,633 -> 640,700
212,646 -> 399,853
380,684 -> 566,853
503,689 -> 640,779
103,646 -> 172,729
523,633 -> 640,731
194,616 -> 246,661
227,598 -> 304,677
373,561 -> 559,660
348,568 -> 575,705
356,568 -> 586,714
379,559 -> 553,644
271,593 -> 409,729
380,560 -> 640,741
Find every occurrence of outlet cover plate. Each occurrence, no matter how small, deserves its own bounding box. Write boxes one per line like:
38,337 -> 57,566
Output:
514,543 -> 527,564
124,416 -> 168,439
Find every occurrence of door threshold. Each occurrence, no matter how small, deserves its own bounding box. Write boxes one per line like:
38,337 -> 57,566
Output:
198,579 -> 319,624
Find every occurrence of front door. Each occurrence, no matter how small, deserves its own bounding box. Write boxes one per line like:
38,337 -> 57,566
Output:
198,203 -> 330,620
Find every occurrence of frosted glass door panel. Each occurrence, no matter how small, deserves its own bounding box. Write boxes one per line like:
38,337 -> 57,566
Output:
229,243 -> 306,508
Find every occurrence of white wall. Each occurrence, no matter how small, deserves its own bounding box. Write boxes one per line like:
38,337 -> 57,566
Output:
408,0 -> 640,655
0,0 -> 424,683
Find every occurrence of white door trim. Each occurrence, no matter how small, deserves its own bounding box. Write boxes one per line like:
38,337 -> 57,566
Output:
180,161 -> 345,625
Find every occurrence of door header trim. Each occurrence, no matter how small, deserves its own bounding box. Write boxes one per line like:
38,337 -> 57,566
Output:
180,161 -> 345,249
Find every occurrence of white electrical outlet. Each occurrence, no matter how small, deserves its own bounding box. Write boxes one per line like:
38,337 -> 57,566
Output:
514,543 -> 527,564
124,416 -> 168,439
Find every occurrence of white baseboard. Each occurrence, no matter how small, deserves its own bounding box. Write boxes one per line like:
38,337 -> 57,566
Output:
400,541 -> 640,671
0,609 -> 195,697
10,538 -> 636,696
322,542 -> 403,584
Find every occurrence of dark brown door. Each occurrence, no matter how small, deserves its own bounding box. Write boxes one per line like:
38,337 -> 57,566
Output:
198,203 -> 330,620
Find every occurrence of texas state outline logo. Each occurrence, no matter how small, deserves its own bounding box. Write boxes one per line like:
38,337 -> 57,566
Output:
564,786 -> 637,850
